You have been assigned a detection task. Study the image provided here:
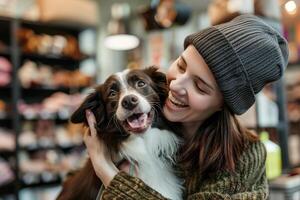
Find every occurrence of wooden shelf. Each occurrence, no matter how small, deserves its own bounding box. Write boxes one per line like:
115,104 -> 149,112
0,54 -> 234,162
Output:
0,49 -> 10,57
0,16 -> 13,23
0,86 -> 11,99
22,52 -> 93,61
0,182 -> 15,196
0,16 -> 96,32
21,177 -> 62,189
21,86 -> 83,96
1,85 -> 84,100
21,18 -> 96,33
1,114 -> 70,124
20,143 -> 84,153
21,53 -> 82,68
0,150 -> 15,157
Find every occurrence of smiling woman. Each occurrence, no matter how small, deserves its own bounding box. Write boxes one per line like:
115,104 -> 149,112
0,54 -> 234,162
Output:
82,14 -> 289,200
164,46 -> 223,133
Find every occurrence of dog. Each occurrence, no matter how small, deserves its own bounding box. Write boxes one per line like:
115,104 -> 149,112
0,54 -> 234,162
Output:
56,67 -> 183,200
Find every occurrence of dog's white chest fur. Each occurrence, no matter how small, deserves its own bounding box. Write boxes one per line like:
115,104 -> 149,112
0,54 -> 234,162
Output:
119,128 -> 183,200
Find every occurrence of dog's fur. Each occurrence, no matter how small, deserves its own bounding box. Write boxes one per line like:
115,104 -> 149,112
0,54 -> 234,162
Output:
56,67 -> 183,200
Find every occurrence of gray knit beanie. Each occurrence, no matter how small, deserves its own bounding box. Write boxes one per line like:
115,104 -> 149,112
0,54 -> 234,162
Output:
184,14 -> 289,115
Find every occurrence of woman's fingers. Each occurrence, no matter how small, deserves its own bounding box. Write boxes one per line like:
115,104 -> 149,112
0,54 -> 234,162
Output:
85,109 -> 97,137
83,127 -> 90,142
83,110 -> 119,185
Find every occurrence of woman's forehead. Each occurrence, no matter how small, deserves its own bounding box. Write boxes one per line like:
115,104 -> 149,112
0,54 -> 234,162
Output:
182,45 -> 219,89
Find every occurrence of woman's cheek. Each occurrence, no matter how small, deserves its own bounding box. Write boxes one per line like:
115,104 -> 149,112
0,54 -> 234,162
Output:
189,95 -> 208,111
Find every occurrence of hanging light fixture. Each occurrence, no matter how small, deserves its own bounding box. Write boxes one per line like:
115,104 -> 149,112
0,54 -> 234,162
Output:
104,35 -> 139,51
285,0 -> 297,15
140,0 -> 191,31
104,3 -> 140,51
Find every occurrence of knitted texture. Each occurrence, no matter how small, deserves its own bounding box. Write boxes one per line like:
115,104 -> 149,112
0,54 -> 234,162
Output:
101,141 -> 268,200
184,14 -> 288,115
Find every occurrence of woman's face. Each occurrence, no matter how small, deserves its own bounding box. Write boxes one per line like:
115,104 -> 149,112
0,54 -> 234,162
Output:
163,45 -> 223,124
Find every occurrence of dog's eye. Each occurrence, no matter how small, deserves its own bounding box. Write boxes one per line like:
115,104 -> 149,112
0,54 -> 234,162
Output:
136,80 -> 146,88
108,90 -> 117,97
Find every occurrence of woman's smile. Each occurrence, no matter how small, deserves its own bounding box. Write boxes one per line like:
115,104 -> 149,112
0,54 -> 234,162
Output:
167,92 -> 188,108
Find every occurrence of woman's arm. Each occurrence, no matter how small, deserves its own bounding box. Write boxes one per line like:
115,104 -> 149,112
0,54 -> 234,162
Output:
188,141 -> 268,200
101,173 -> 266,200
85,110 -> 267,200
101,142 -> 268,200
84,110 -> 118,187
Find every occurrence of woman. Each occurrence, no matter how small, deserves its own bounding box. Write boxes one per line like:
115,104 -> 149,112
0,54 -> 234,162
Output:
84,14 -> 288,199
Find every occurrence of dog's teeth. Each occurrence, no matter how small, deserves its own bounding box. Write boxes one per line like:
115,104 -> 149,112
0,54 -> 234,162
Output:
127,113 -> 148,129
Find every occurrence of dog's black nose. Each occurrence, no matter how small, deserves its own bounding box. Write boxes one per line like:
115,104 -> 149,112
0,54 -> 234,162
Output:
122,95 -> 139,110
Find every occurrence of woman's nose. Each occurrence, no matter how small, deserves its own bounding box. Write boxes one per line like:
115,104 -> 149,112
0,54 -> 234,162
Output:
169,76 -> 187,96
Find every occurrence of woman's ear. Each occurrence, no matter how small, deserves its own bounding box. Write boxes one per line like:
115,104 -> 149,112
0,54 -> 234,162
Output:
144,66 -> 169,104
70,87 -> 106,127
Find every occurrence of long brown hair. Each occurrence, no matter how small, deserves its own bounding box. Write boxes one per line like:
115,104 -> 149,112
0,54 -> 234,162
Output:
179,106 -> 258,179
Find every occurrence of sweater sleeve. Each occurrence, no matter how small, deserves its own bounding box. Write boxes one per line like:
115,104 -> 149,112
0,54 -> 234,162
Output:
187,141 -> 268,200
101,141 -> 268,200
101,171 -> 168,200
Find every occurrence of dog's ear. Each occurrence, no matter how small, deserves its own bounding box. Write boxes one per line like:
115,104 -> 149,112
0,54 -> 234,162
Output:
70,88 -> 106,127
144,66 -> 169,103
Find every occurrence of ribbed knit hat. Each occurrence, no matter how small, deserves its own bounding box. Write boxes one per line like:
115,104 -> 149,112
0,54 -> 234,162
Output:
184,14 -> 289,115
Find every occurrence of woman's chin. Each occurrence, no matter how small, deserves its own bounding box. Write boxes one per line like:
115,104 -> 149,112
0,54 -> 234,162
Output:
163,106 -> 181,122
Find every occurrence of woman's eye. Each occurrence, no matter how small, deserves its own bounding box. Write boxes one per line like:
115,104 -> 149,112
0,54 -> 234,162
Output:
136,80 -> 146,88
108,90 -> 117,97
177,64 -> 185,72
197,87 -> 206,93
177,59 -> 185,72
195,83 -> 206,94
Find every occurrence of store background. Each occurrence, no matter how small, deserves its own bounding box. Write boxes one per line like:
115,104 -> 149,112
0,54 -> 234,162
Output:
0,0 -> 299,199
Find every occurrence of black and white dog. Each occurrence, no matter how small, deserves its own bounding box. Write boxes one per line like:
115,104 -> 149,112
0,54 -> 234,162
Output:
57,67 -> 183,200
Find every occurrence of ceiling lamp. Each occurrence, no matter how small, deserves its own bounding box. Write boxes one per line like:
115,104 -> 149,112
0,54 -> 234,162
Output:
104,3 -> 140,51
104,34 -> 139,51
285,0 -> 297,15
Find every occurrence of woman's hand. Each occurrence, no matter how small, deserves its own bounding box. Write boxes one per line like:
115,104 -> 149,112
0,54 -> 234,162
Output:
84,109 -> 118,187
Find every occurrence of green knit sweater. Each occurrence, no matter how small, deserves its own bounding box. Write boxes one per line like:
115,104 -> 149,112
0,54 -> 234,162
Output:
101,141 -> 268,200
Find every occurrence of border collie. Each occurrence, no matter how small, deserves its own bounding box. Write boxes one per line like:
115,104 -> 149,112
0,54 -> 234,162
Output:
56,67 -> 183,200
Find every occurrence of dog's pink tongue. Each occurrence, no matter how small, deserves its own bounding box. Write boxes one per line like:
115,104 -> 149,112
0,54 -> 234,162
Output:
127,113 -> 147,129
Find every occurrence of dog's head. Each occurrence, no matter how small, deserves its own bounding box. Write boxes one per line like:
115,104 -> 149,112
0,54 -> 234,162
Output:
71,66 -> 168,150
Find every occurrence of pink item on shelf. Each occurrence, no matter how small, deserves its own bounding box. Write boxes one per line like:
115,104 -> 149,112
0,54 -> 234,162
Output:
0,129 -> 15,151
0,57 -> 12,86
0,73 -> 11,86
0,158 -> 14,186
0,57 -> 12,73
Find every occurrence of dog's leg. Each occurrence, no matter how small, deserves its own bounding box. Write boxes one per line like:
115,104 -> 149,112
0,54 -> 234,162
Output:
56,159 -> 102,200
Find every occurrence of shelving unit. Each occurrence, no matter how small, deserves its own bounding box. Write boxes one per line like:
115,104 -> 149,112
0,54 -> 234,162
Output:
251,17 -> 291,171
281,19 -> 300,170
254,73 -> 291,171
0,16 -> 97,200
285,64 -> 300,169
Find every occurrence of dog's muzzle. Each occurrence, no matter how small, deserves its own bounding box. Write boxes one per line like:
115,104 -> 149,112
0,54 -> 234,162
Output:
121,94 -> 139,110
